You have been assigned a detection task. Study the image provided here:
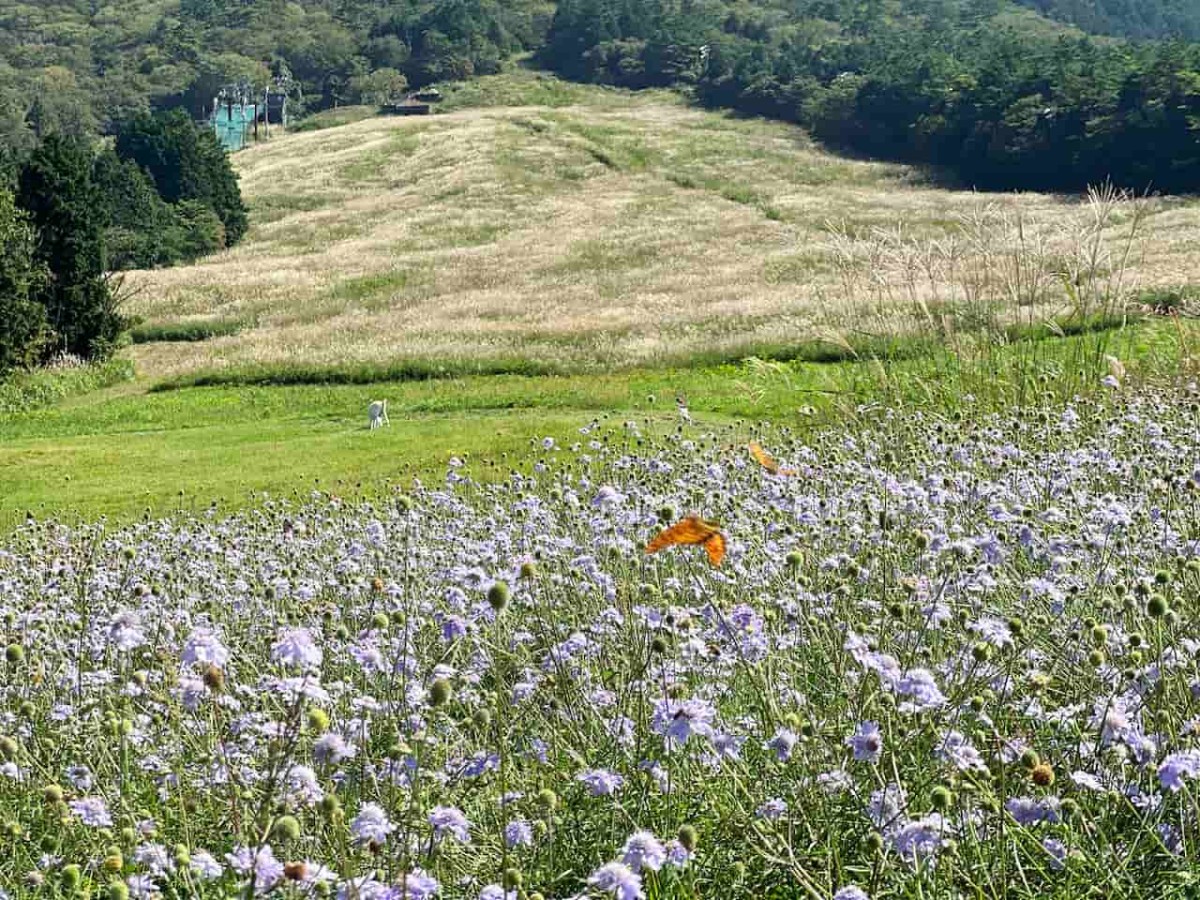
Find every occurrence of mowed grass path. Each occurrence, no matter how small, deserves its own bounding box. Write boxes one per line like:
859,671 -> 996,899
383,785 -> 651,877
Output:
0,367 -> 774,528
2,319 -> 1192,529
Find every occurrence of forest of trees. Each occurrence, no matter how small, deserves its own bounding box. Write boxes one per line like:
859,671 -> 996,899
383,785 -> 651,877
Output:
0,0 -> 555,150
0,114 -> 246,375
1013,0 -> 1200,40
4,1 -> 1200,194
540,0 -> 1200,193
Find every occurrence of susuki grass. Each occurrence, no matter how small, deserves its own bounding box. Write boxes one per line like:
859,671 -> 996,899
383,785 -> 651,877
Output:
119,72 -> 1200,386
3,383 -> 1200,898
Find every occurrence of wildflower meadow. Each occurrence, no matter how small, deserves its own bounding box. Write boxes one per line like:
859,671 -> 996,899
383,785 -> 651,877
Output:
2,386 -> 1200,899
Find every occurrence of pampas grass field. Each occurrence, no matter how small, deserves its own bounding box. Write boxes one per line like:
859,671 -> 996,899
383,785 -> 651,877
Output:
123,72 -> 1200,385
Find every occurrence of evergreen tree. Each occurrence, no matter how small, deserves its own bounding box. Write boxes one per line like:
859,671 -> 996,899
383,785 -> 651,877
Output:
115,111 -> 249,246
0,189 -> 48,375
17,136 -> 124,360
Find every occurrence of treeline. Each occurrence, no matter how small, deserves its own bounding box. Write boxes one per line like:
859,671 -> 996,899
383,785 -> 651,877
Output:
0,0 -> 554,149
541,0 -> 1200,193
1014,0 -> 1200,40
0,114 -> 245,376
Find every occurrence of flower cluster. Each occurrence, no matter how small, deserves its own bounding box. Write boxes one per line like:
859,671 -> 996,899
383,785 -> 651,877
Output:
1,389 -> 1199,898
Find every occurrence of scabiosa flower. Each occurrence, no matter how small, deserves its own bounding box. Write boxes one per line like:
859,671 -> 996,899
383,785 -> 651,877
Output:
621,830 -> 666,873
271,627 -> 322,669
339,876 -> 389,900
126,874 -> 159,900
108,610 -> 147,652
895,669 -> 947,712
284,765 -> 325,806
592,486 -> 626,509
504,820 -> 533,848
936,730 -> 987,772
181,628 -> 230,669
834,888 -> 870,900
765,727 -> 798,762
588,862 -> 643,900
1005,797 -> 1060,826
390,870 -> 440,899
847,721 -> 882,762
190,850 -> 224,880
314,732 -> 357,766
1158,751 -> 1200,792
652,697 -> 716,746
225,844 -> 284,894
756,798 -> 788,820
429,806 -> 471,844
890,814 -> 948,865
1043,837 -> 1068,871
350,803 -> 395,846
69,797 -> 112,827
578,768 -> 625,796
65,765 -> 93,791
133,844 -> 174,875
479,887 -> 516,900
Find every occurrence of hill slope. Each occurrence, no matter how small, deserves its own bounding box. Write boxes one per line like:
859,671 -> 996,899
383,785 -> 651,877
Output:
125,73 -> 1200,384
1013,0 -> 1200,39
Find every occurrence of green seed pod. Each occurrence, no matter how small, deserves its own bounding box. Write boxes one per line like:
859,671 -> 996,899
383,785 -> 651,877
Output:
4,644 -> 24,664
107,881 -> 130,900
370,612 -> 389,630
678,824 -> 698,851
502,868 -> 523,890
472,708 -> 492,729
1147,594 -> 1169,618
930,786 -> 954,811
487,581 -> 510,611
43,784 -> 64,804
429,678 -> 452,707
306,708 -> 330,733
0,737 -> 17,761
61,864 -> 82,889
536,788 -> 558,812
273,815 -> 301,843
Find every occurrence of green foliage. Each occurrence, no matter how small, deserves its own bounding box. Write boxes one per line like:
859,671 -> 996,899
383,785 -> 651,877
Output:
540,0 -> 1200,193
116,111 -> 248,246
0,358 -> 133,416
1015,0 -> 1200,39
350,67 -> 409,106
0,189 -> 48,375
16,136 -> 125,361
0,0 -> 555,139
92,148 -> 179,270
129,318 -> 243,344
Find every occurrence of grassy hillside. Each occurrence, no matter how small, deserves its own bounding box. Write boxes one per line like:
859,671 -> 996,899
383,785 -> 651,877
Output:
4,73 -> 1199,528
123,72 -> 1200,385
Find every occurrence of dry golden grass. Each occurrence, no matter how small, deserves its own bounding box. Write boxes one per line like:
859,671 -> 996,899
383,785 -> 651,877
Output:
124,73 -> 1200,380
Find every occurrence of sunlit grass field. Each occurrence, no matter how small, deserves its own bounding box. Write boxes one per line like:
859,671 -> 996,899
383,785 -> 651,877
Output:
122,71 -> 1200,385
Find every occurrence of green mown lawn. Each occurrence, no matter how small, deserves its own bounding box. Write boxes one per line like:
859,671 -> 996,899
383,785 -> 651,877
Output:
0,319 -> 1190,529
